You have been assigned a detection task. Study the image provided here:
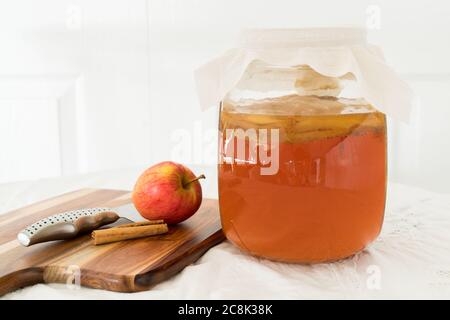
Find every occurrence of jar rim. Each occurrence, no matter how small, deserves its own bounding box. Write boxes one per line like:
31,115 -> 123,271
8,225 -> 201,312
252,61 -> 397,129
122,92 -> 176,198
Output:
239,27 -> 367,49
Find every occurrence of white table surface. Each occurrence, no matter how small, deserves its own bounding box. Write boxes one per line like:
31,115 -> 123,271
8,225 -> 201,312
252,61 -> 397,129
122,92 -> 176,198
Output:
1,165 -> 450,299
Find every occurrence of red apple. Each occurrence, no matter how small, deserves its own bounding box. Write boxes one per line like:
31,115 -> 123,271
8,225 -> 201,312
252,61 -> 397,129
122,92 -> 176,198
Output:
132,161 -> 205,224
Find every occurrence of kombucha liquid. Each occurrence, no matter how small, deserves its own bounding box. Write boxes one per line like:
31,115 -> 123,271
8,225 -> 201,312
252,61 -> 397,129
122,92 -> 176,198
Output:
218,95 -> 387,263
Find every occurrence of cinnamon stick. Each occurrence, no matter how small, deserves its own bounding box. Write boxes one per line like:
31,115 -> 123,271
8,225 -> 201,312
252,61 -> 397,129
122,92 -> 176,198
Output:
92,223 -> 168,245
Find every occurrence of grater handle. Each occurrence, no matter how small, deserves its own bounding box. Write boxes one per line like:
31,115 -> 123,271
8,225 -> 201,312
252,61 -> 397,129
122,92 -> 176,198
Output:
17,210 -> 120,247
74,211 -> 120,233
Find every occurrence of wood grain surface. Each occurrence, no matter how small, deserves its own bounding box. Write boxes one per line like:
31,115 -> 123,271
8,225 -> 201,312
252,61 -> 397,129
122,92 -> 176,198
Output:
0,189 -> 224,296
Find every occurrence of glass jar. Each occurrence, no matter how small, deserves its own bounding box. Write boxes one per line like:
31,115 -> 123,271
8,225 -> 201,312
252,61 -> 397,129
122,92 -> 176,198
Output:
218,61 -> 387,263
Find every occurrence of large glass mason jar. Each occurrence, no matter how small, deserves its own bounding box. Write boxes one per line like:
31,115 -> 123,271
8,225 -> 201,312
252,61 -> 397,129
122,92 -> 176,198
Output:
218,61 -> 387,263
196,28 -> 410,263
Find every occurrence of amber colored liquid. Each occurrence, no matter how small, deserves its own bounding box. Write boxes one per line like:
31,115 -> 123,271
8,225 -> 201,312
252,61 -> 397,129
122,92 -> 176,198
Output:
218,97 -> 387,263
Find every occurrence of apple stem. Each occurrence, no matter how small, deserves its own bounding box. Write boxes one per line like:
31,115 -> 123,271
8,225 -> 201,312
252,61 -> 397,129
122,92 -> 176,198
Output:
184,174 -> 206,187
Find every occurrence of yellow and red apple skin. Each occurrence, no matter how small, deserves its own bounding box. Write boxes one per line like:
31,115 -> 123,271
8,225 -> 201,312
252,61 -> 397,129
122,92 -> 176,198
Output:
132,161 -> 203,224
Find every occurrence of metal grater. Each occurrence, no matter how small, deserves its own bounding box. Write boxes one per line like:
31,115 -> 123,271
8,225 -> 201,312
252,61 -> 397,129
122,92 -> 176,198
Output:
17,208 -> 120,247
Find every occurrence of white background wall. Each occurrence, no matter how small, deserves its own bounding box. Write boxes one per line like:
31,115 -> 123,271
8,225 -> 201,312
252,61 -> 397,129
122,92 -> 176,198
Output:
1,0 -> 450,192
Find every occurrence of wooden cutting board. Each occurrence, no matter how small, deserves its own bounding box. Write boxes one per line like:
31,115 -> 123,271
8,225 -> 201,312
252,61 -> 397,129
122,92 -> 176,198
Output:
0,188 -> 224,296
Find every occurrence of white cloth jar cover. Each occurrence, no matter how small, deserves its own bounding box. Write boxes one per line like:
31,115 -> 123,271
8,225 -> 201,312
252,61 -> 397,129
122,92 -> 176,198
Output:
195,28 -> 413,121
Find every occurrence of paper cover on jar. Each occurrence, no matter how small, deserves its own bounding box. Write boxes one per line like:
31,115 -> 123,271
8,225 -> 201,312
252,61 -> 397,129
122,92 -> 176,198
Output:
194,28 -> 413,121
